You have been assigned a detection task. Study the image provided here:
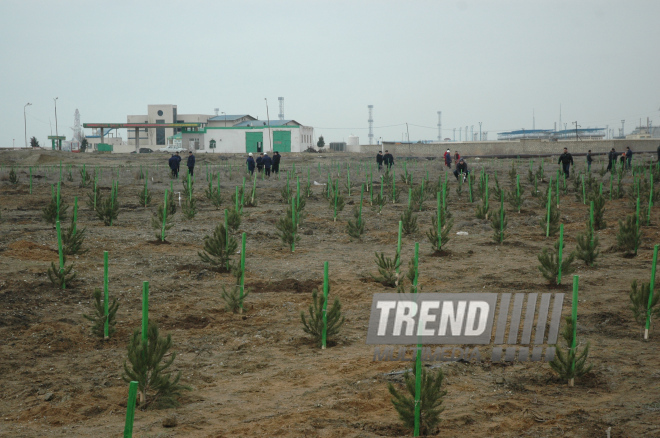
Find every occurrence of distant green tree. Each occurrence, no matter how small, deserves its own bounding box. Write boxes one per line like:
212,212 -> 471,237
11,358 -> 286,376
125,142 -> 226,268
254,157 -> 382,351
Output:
80,138 -> 88,153
30,136 -> 40,148
317,136 -> 325,148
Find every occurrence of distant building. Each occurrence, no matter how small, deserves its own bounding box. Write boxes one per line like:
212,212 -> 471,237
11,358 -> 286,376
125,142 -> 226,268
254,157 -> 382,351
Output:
497,128 -> 605,141
127,104 -> 314,153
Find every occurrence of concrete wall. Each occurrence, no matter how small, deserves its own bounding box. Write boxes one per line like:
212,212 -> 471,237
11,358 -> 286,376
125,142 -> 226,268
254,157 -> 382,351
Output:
361,139 -> 660,157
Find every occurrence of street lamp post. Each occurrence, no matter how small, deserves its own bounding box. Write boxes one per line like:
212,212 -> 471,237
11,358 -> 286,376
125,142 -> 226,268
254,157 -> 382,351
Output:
479,122 -> 482,141
54,97 -> 59,149
24,103 -> 32,148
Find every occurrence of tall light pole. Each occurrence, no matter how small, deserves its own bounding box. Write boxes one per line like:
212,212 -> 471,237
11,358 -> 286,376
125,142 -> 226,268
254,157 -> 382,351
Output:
264,98 -> 272,152
54,97 -> 59,149
221,111 -> 226,126
24,102 -> 31,148
479,122 -> 482,141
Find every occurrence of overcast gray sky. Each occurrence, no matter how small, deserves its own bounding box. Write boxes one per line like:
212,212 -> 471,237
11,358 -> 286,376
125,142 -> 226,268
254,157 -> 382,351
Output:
1,0 -> 659,148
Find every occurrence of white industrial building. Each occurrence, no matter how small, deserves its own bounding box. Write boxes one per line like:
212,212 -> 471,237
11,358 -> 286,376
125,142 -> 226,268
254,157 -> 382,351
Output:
126,104 -> 314,153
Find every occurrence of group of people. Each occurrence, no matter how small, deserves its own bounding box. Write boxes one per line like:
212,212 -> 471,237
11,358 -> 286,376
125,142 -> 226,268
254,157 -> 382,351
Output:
168,151 -> 196,178
604,147 -> 633,172
375,150 -> 395,170
246,151 -> 281,176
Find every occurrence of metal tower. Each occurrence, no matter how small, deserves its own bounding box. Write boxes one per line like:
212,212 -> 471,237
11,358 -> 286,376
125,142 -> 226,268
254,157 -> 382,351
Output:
368,105 -> 374,145
437,111 -> 442,141
278,97 -> 284,120
71,109 -> 82,144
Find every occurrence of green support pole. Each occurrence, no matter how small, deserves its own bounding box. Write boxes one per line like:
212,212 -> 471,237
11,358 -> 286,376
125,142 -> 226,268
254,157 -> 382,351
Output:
161,190 -> 168,242
103,251 -> 109,338
56,220 -> 64,290
347,169 -> 351,196
73,197 -> 78,235
241,177 -> 245,211
413,241 -> 421,437
648,174 -> 654,226
590,201 -> 594,236
569,275 -> 579,387
123,381 -> 138,438
419,179 -> 425,211
500,192 -> 504,243
57,181 -> 61,222
359,184 -> 364,221
392,169 -> 396,203
556,171 -> 560,208
141,281 -> 149,343
546,177 -> 552,237
240,233 -> 246,313
437,192 -> 442,251
396,221 -> 402,275
609,173 -> 613,200
557,224 -> 564,285
636,197 -> 640,230
581,175 -> 585,204
29,167 -> 32,194
321,261 -> 329,349
408,188 -> 412,209
468,172 -> 473,202
224,209 -> 230,271
292,196 -> 296,252
645,244 -> 658,340
235,186 -> 239,212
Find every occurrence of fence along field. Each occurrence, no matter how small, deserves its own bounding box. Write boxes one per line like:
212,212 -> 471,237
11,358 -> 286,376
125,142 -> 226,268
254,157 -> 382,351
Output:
0,149 -> 659,437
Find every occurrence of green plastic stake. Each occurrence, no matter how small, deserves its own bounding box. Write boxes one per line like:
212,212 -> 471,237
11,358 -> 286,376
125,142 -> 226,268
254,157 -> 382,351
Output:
408,188 -> 412,209
589,201 -> 594,236
359,184 -> 364,221
546,177 -> 552,237
142,281 -> 149,343
188,173 -> 192,201
56,220 -> 65,290
569,275 -> 579,387
556,171 -> 560,208
29,167 -> 32,194
500,192 -> 504,243
224,210 -> 230,271
392,169 -> 396,203
468,172 -> 473,202
413,241 -> 421,437
437,192 -> 442,251
240,233 -> 246,313
396,221 -> 403,275
103,251 -> 109,338
609,173 -> 613,200
144,172 -> 148,208
581,175 -> 585,204
235,186 -> 239,212
347,169 -> 351,196
73,197 -> 78,235
161,190 -> 168,242
333,180 -> 338,221
636,197 -> 640,230
648,174 -> 654,226
645,244 -> 658,340
321,261 -> 329,349
123,381 -> 138,438
292,196 -> 296,252
557,224 -> 564,284
57,181 -> 61,222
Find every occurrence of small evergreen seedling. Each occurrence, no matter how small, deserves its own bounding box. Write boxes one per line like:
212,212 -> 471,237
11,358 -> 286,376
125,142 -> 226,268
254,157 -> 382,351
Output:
66,169 -> 74,182
616,214 -> 642,256
629,280 -> 660,329
549,316 -> 593,386
198,222 -> 238,271
181,196 -> 198,220
475,195 -> 490,220
62,218 -> 87,256
227,208 -> 241,231
330,192 -> 345,220
138,187 -> 152,207
508,162 -> 517,186
220,265 -> 249,313
42,195 -> 69,225
275,213 -> 299,251
538,239 -> 576,284
300,287 -> 345,347
426,212 -> 453,253
9,168 -> 19,184
410,184 -> 428,211
575,225 -> 600,266
388,366 -> 447,436
86,185 -> 100,210
83,288 -> 119,338
539,203 -> 560,237
371,252 -> 402,287
95,193 -> 119,226
79,168 -> 91,188
400,207 -> 418,235
122,322 -> 191,409
372,193 -> 386,214
280,183 -> 292,203
506,188 -> 523,212
151,204 -> 173,241
47,255 -> 76,288
209,190 -> 223,209
590,194 -> 607,230
346,206 -> 365,239
490,205 -> 508,243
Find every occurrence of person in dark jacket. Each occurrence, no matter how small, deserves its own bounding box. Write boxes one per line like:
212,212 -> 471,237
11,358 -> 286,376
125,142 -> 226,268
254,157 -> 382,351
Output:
607,148 -> 616,172
262,152 -> 273,177
246,153 -> 255,174
453,158 -> 469,181
256,153 -> 264,173
625,147 -> 633,170
187,151 -> 196,176
376,151 -> 383,170
383,150 -> 394,169
272,151 -> 281,174
174,152 -> 182,178
558,147 -> 574,178
586,150 -> 593,173
445,150 -> 452,168
168,154 -> 177,178
657,144 -> 660,162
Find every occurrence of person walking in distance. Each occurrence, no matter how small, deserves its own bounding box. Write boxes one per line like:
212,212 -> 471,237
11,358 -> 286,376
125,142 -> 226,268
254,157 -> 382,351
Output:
558,147 -> 574,178
443,149 -> 452,168
168,154 -> 177,178
262,152 -> 273,177
272,151 -> 281,174
625,147 -> 633,170
256,153 -> 264,174
453,150 -> 460,164
376,150 -> 383,171
383,150 -> 394,170
187,150 -> 196,176
607,148 -> 616,172
246,153 -> 255,175
174,152 -> 182,178
586,149 -> 593,173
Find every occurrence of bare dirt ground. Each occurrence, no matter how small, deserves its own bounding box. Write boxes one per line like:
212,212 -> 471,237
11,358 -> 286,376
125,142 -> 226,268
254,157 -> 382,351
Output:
1,149 -> 659,438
